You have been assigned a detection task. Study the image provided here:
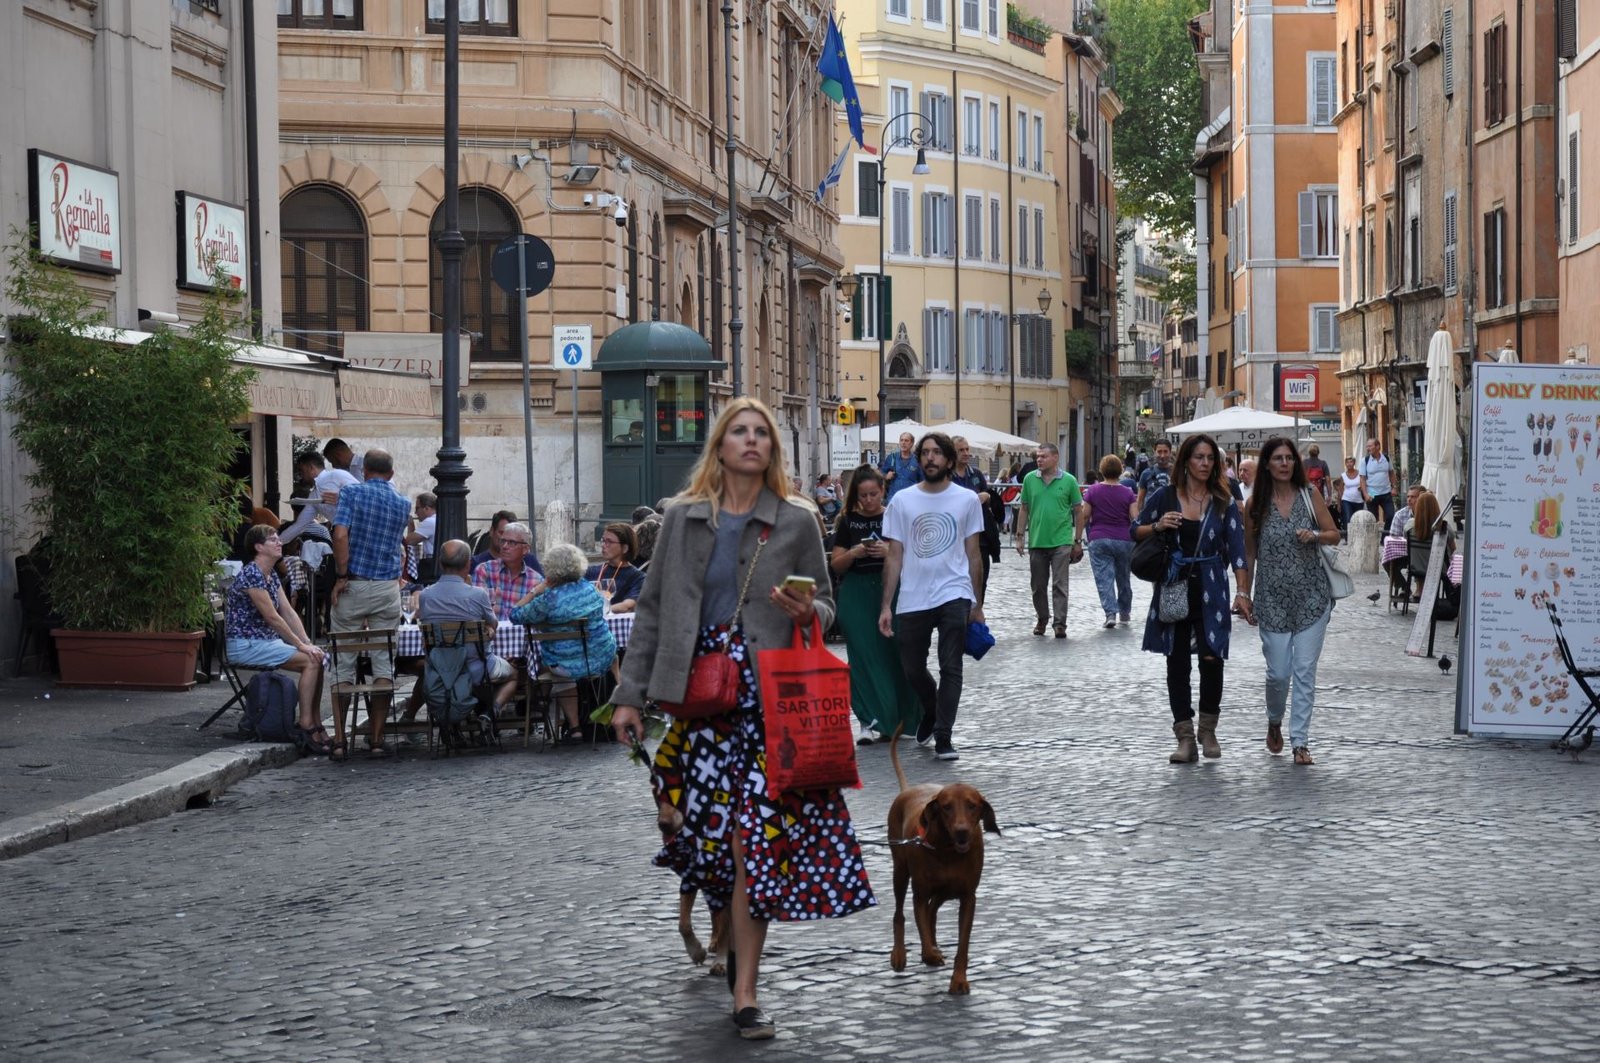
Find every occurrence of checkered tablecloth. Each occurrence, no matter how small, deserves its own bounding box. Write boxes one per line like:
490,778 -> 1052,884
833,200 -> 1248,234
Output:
1382,536 -> 1409,564
394,614 -> 633,667
1449,553 -> 1463,585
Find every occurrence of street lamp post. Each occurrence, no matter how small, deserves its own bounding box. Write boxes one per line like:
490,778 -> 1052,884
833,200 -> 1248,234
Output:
862,112 -> 934,459
430,1 -> 471,545
721,1 -> 743,397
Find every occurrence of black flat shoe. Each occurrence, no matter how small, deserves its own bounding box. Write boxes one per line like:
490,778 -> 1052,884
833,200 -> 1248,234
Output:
732,1006 -> 775,1040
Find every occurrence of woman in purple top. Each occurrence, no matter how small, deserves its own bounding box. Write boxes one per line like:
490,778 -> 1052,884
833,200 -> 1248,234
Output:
1081,454 -> 1139,628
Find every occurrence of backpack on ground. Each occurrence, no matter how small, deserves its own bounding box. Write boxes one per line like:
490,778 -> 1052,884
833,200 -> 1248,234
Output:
242,671 -> 299,743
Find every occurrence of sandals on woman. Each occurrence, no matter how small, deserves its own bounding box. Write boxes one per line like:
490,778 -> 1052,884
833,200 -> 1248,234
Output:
1292,745 -> 1315,766
1266,721 -> 1283,755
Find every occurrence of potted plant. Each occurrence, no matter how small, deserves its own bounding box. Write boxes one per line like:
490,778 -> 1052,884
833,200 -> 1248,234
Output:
4,239 -> 251,690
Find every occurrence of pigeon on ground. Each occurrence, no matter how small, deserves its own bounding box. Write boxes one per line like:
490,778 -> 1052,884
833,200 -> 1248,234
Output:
1438,655 -> 1453,673
1568,725 -> 1596,763
1366,591 -> 1382,603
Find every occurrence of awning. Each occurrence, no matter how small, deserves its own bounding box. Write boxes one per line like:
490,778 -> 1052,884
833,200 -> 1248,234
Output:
337,365 -> 434,417
79,325 -> 339,419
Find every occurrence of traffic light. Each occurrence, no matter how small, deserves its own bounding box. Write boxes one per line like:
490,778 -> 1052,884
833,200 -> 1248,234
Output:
836,403 -> 855,426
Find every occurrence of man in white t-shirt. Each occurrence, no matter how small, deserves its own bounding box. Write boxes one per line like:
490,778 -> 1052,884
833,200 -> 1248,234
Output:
279,451 -> 361,545
878,432 -> 986,762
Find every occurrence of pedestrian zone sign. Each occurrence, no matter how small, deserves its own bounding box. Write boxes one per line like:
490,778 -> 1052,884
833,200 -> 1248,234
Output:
552,324 -> 592,371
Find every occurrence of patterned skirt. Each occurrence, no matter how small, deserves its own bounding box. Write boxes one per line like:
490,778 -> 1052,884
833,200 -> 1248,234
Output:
650,625 -> 877,922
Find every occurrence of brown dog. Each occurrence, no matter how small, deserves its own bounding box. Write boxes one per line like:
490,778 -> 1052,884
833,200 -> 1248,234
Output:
887,729 -> 999,994
658,802 -> 730,975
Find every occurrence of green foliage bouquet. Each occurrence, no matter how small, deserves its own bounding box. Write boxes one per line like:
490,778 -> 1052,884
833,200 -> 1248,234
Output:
5,239 -> 251,633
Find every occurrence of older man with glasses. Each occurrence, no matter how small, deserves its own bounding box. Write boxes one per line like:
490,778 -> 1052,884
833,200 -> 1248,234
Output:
472,520 -> 543,621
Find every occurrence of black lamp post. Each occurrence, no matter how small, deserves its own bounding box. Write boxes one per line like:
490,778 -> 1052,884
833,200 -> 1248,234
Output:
721,1 -> 743,397
429,1 -> 471,545
850,112 -> 934,458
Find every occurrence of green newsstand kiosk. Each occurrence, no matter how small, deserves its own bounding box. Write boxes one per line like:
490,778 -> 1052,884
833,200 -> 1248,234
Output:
594,320 -> 724,523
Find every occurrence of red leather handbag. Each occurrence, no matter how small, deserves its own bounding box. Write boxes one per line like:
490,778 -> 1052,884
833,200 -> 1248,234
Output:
658,527 -> 770,720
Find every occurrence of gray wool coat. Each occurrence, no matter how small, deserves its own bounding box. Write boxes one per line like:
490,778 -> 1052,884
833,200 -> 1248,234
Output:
613,487 -> 835,709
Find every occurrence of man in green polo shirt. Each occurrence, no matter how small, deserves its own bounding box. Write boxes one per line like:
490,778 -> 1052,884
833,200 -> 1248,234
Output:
1014,442 -> 1084,637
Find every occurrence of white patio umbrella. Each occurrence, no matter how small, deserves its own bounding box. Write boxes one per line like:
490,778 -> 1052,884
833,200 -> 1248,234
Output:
1164,404 -> 1307,447
1420,327 -> 1460,508
879,417 -> 930,441
928,418 -> 1040,453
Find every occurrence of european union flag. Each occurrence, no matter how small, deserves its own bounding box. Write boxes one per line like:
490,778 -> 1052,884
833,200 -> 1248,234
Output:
817,14 -> 868,151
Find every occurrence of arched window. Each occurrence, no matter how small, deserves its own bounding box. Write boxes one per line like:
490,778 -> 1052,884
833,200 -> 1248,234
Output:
430,188 -> 518,361
696,237 -> 707,336
650,214 -> 664,320
626,209 -> 640,323
280,185 -> 368,356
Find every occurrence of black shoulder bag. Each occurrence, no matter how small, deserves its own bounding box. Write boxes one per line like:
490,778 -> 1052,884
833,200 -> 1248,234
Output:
1131,486 -> 1177,584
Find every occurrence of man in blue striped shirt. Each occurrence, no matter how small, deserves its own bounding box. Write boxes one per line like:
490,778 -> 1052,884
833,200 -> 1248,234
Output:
330,448 -> 411,758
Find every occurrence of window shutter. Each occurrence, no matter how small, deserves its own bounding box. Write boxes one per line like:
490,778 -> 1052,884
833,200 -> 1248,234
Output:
921,191 -> 932,256
1298,192 -> 1316,258
1313,57 -> 1335,125
923,308 -> 934,372
1558,0 -> 1577,60
880,274 -> 893,338
1570,131 -> 1581,243
1442,8 -> 1455,96
1443,191 -> 1458,293
851,280 -> 863,341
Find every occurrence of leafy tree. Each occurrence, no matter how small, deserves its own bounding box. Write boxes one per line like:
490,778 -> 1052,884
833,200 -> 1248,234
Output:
1103,0 -> 1206,303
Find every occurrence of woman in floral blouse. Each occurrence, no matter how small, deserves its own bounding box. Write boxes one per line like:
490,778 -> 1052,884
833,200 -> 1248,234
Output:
1132,434 -> 1252,764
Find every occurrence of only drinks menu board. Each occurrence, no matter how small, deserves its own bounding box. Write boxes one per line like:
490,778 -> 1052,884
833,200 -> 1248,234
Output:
1462,362 -> 1600,737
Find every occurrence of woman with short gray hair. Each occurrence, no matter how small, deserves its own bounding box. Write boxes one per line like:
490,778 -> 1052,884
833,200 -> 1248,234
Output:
510,543 -> 617,742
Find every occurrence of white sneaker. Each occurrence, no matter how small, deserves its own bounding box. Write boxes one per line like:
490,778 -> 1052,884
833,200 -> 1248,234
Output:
856,722 -> 881,746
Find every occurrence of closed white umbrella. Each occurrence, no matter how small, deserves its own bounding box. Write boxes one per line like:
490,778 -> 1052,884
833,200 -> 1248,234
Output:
1420,327 -> 1460,507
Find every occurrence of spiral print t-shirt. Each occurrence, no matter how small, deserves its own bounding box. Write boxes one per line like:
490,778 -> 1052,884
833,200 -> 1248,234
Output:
882,483 -> 984,614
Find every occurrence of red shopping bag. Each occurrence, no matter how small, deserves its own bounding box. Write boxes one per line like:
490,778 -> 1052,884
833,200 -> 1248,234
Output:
757,617 -> 861,798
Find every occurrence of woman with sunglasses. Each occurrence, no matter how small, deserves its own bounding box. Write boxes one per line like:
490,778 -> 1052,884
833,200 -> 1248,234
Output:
1132,433 -> 1252,763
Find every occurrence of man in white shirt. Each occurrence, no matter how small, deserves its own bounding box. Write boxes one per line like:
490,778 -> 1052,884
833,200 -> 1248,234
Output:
878,432 -> 986,762
407,492 -> 437,562
279,451 -> 360,545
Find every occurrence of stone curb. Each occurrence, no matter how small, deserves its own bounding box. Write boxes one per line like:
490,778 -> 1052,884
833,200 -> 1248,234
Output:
0,743 -> 303,862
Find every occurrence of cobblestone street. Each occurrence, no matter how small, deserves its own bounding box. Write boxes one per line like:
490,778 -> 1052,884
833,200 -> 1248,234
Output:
4,554 -> 1599,1062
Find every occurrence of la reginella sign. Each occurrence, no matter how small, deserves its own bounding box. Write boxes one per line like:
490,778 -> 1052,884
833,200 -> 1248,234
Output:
177,191 -> 248,292
29,149 -> 121,273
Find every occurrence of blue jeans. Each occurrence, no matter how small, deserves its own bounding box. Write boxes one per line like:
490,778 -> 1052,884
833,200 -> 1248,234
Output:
1340,499 -> 1364,529
1259,606 -> 1332,748
1087,538 -> 1134,618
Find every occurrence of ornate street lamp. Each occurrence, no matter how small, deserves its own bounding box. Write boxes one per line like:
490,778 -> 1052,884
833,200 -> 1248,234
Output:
873,113 -> 934,457
430,1 -> 471,545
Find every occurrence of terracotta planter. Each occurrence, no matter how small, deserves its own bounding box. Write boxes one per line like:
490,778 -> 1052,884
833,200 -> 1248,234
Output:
52,629 -> 205,691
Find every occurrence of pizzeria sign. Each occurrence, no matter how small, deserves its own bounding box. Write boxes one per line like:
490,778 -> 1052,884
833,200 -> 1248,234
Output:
28,149 -> 121,273
177,191 -> 249,292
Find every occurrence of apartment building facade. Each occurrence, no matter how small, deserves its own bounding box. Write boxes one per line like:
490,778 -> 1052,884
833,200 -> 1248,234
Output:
275,0 -> 845,518
1557,0 -> 1597,362
1191,0 -> 1235,422
1117,220 -> 1169,436
833,0 -> 1116,471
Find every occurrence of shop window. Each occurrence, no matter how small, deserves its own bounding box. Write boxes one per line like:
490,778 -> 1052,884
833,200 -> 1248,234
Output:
280,185 -> 368,356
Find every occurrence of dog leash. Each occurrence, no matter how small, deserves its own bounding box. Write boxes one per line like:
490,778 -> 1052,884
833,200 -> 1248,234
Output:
858,836 -> 939,852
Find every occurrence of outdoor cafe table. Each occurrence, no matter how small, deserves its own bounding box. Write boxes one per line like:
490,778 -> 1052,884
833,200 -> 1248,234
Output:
1382,535 -> 1464,584
395,614 -> 634,669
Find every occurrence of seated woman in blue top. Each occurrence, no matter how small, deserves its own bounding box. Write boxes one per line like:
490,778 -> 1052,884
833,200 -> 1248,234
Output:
512,542 -> 618,742
584,522 -> 646,613
225,524 -> 330,753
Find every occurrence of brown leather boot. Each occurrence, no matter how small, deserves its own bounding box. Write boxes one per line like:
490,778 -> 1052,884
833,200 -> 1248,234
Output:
1169,719 -> 1198,763
1197,712 -> 1222,759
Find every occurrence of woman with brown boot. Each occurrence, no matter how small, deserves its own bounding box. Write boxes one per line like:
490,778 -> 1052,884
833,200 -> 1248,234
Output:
1132,433 -> 1252,762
